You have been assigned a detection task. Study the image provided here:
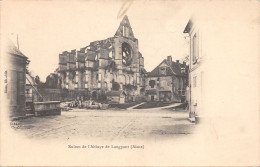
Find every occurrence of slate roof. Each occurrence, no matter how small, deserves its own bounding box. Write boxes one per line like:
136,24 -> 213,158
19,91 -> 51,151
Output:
7,39 -> 27,59
147,59 -> 188,77
106,90 -> 126,97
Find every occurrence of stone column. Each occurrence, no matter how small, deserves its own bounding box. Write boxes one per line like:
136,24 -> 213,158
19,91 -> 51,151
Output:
85,70 -> 89,89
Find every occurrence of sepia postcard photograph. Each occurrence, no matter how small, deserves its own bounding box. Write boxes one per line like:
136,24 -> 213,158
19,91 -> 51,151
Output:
0,0 -> 259,166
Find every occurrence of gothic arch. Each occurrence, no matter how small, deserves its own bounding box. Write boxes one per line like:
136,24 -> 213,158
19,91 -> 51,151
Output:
122,42 -> 132,66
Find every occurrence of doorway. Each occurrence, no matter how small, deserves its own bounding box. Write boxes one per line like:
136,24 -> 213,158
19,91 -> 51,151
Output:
151,96 -> 154,102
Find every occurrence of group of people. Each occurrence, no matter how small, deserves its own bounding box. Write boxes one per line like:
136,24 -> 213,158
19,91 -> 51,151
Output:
68,100 -> 81,108
63,95 -> 110,110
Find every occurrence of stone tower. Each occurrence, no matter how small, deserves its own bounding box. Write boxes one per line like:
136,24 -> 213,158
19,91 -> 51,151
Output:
58,16 -> 146,101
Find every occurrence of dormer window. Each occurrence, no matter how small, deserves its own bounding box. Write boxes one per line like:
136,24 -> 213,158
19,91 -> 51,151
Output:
181,67 -> 185,73
159,67 -> 166,75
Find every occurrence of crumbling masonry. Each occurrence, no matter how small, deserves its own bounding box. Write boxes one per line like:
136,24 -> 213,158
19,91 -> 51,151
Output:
58,16 -> 146,101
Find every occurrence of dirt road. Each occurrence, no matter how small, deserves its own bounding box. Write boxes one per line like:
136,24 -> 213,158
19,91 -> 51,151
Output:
15,108 -> 196,141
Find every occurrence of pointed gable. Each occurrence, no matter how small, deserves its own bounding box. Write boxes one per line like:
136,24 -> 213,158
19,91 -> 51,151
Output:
147,59 -> 189,77
114,15 -> 135,38
159,62 -> 168,68
148,60 -> 175,77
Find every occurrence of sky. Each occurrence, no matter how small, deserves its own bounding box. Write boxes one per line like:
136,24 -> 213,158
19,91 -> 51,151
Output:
2,0 -> 197,81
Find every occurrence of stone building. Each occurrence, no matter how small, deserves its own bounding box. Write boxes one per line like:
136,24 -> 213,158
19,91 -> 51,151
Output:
58,16 -> 146,101
184,17 -> 205,122
145,56 -> 188,102
4,40 -> 29,118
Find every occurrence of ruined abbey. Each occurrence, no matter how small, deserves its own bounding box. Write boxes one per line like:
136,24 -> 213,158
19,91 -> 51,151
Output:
58,15 -> 188,103
58,16 -> 146,102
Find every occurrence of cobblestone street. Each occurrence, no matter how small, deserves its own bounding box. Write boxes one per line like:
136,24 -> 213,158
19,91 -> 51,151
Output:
15,109 -> 196,141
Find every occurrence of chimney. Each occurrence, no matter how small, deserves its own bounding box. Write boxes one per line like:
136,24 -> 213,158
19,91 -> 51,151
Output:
176,60 -> 179,63
167,56 -> 172,63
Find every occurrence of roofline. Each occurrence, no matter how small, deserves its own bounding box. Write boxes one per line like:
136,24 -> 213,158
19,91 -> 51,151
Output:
7,39 -> 28,59
9,52 -> 28,59
147,59 -> 179,77
164,59 -> 177,75
147,59 -> 165,77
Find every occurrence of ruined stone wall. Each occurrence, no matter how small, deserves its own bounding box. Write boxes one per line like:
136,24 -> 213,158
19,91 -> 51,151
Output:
57,16 -> 146,102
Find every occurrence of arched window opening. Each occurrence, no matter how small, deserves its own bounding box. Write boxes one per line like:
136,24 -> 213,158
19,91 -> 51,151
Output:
122,43 -> 132,66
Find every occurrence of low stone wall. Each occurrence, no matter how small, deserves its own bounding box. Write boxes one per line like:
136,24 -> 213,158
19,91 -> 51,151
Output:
37,88 -> 63,101
36,88 -> 89,102
34,101 -> 61,116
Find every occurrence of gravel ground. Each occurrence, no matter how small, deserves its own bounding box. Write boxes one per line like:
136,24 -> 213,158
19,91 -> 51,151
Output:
15,108 -> 196,141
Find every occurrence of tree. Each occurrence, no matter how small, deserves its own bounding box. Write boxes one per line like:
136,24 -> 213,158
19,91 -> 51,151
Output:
35,75 -> 41,85
45,74 -> 61,88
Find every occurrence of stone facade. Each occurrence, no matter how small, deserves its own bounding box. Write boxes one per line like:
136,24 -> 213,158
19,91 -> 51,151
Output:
145,56 -> 188,102
4,40 -> 28,118
58,16 -> 146,101
184,18 -> 205,120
